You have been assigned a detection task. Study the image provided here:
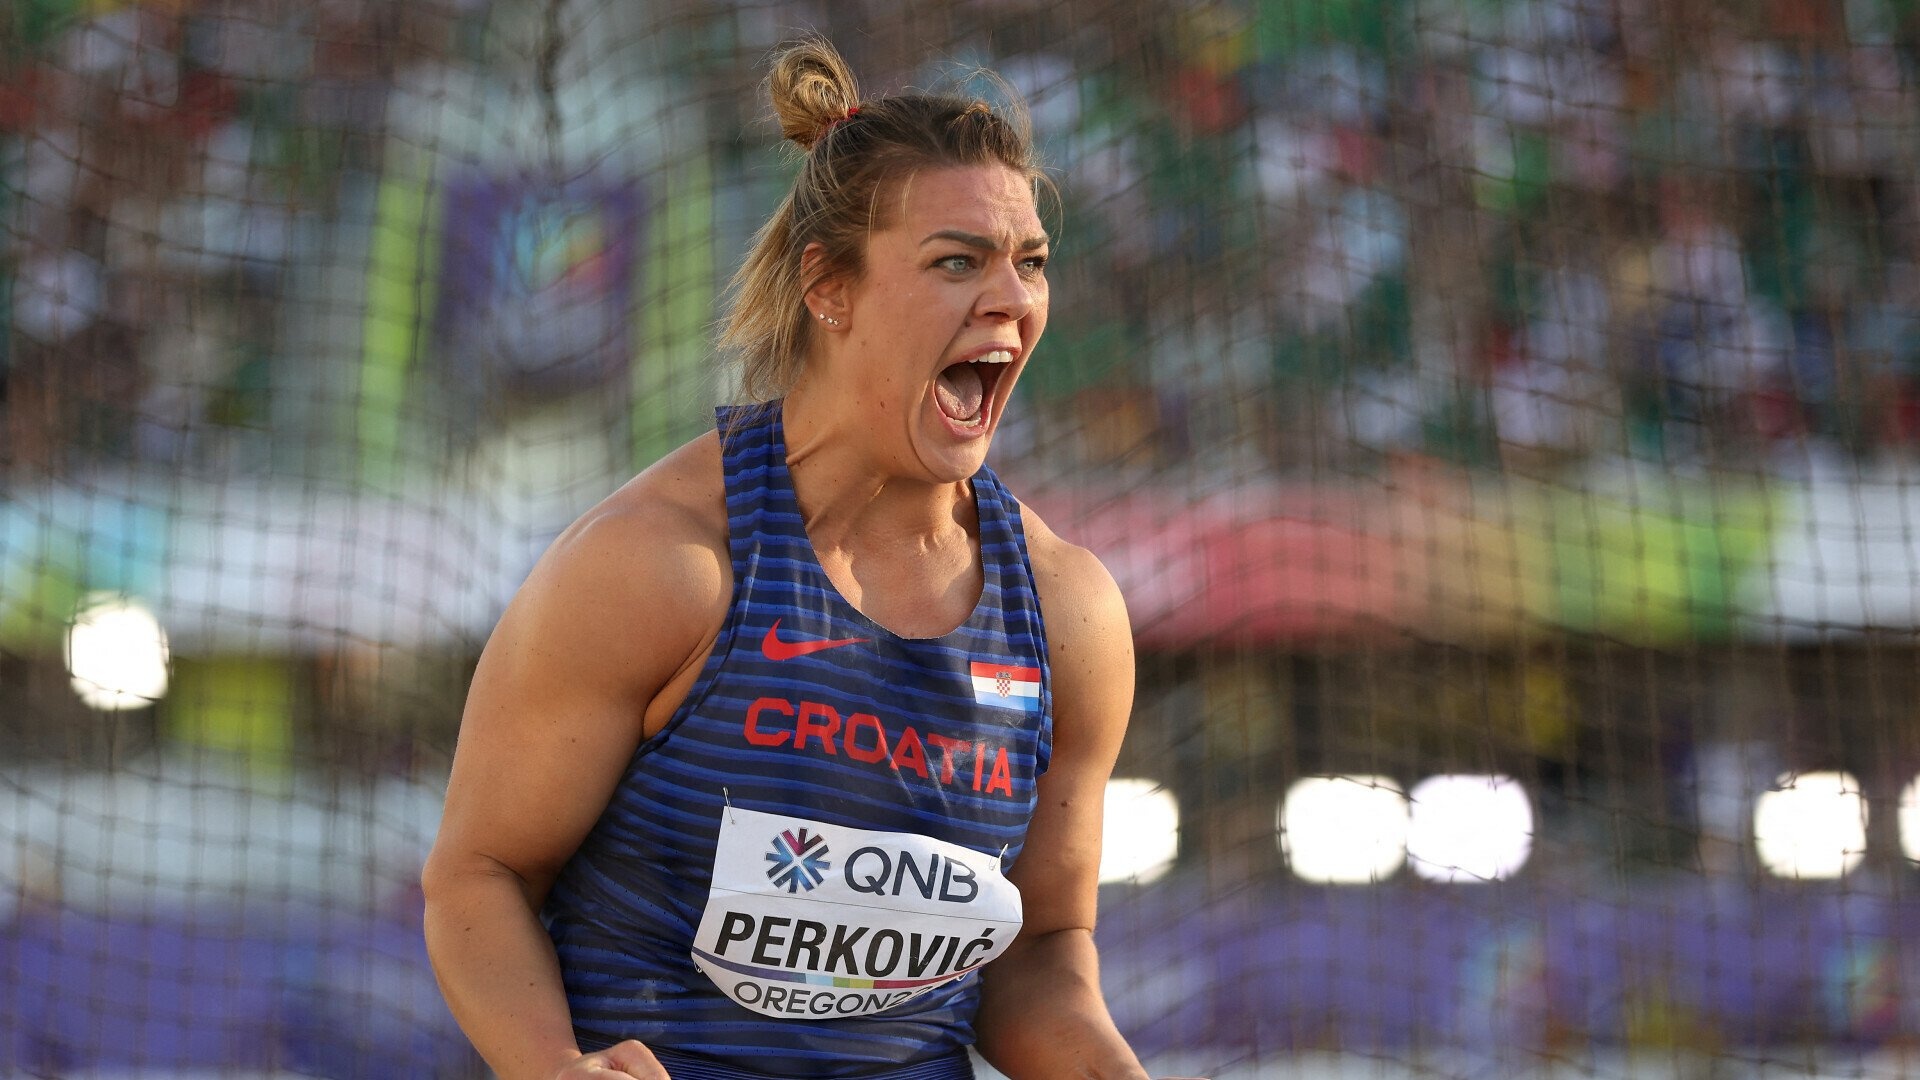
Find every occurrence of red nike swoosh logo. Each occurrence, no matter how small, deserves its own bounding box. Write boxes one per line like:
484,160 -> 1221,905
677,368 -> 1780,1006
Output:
760,619 -> 869,661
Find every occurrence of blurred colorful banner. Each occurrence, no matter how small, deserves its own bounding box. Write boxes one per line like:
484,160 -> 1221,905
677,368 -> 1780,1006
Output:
1100,883 -> 1920,1057
432,174 -> 643,399
1036,471 -> 1798,648
11,471 -> 1920,653
5,883 -> 1918,1072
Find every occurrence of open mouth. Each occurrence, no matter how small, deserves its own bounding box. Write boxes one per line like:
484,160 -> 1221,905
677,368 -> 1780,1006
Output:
934,349 -> 1016,426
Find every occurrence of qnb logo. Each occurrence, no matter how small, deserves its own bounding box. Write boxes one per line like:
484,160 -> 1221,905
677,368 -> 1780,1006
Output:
844,846 -> 979,903
765,828 -> 832,893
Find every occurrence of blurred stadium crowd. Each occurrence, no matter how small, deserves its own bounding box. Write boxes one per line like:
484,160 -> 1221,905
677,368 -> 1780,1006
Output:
0,0 -> 413,473
9,3 -> 1920,1074
4,0 -> 1920,482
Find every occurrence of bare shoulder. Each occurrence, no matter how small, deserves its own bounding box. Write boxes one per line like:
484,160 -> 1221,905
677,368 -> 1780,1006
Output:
502,430 -> 731,706
541,432 -> 728,605
431,432 -> 731,891
1016,500 -> 1131,658
1021,499 -> 1121,641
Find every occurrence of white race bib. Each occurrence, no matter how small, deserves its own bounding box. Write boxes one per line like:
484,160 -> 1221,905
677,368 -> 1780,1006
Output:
691,807 -> 1023,1019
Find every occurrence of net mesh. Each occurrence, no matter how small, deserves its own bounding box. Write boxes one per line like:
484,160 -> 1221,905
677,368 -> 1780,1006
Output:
5,0 -> 1920,1076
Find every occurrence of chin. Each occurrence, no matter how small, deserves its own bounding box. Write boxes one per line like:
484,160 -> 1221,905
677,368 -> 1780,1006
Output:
911,423 -> 994,483
921,444 -> 992,484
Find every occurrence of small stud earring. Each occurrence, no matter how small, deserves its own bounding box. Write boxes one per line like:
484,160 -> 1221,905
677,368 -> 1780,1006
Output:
815,311 -> 841,327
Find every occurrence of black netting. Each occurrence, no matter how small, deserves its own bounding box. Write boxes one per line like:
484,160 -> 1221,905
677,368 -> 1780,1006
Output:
6,1 -> 1920,1076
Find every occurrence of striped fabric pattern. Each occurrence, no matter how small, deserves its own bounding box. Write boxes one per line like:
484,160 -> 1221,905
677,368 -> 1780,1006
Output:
543,403 -> 1053,1078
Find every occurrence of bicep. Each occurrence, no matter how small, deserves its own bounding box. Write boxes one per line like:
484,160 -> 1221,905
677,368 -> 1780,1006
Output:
1007,544 -> 1134,936
430,511 -> 726,901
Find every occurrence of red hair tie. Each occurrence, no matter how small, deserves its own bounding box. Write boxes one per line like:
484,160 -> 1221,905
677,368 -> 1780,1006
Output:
821,105 -> 860,137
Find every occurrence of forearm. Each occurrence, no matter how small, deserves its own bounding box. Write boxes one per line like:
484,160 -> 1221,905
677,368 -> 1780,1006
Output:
422,860 -> 583,1080
975,928 -> 1150,1080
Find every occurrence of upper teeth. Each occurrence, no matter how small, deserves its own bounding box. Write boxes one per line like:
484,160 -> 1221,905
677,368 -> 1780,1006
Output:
978,350 -> 1014,364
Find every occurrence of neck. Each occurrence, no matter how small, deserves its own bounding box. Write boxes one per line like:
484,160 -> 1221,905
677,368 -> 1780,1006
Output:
780,382 -> 975,555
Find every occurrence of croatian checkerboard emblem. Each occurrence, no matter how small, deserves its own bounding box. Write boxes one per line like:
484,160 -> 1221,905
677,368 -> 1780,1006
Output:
969,661 -> 1041,714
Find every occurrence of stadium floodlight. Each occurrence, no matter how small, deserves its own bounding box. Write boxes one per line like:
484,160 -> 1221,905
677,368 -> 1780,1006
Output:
1278,775 -> 1409,885
1902,776 -> 1920,865
1406,774 -> 1534,883
1098,778 -> 1179,884
66,593 -> 170,711
1755,771 -> 1867,880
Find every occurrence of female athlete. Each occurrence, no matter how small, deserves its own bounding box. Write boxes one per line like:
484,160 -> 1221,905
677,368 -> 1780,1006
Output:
422,38 -> 1173,1080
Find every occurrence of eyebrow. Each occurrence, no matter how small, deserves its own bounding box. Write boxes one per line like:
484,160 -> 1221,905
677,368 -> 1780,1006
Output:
920,229 -> 1050,252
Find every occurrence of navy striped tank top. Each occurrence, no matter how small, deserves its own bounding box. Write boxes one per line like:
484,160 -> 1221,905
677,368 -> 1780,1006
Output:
543,402 -> 1053,1078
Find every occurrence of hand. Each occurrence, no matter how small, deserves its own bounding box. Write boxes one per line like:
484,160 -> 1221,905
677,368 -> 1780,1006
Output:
552,1041 -> 670,1080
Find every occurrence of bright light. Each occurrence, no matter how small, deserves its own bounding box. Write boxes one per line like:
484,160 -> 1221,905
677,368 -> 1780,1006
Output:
1099,778 -> 1178,884
66,593 -> 170,711
1278,775 -> 1409,884
1407,774 -> 1533,883
1902,776 -> 1920,865
1755,771 -> 1867,879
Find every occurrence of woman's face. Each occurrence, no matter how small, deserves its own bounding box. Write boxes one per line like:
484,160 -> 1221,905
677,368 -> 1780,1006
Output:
818,163 -> 1050,484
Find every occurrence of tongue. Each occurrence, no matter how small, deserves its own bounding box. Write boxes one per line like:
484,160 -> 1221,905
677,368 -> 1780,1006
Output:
935,363 -> 985,422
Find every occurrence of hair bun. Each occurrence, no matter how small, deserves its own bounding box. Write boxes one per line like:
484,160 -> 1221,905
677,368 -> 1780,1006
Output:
767,38 -> 861,151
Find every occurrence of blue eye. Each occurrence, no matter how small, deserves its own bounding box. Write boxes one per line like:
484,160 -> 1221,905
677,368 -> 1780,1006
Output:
936,255 -> 975,272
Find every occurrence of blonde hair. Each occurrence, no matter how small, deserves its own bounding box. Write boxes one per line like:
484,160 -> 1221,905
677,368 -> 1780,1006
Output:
719,38 -> 1050,402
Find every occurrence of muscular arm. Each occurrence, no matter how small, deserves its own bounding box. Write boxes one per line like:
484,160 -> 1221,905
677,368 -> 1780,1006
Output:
974,518 -> 1151,1080
420,440 -> 728,1080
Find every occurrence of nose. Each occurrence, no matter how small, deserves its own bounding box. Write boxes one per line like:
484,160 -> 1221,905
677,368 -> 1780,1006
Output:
974,255 -> 1037,323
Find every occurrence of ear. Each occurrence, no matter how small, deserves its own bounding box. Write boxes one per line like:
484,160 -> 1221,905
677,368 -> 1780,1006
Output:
800,242 -> 851,329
